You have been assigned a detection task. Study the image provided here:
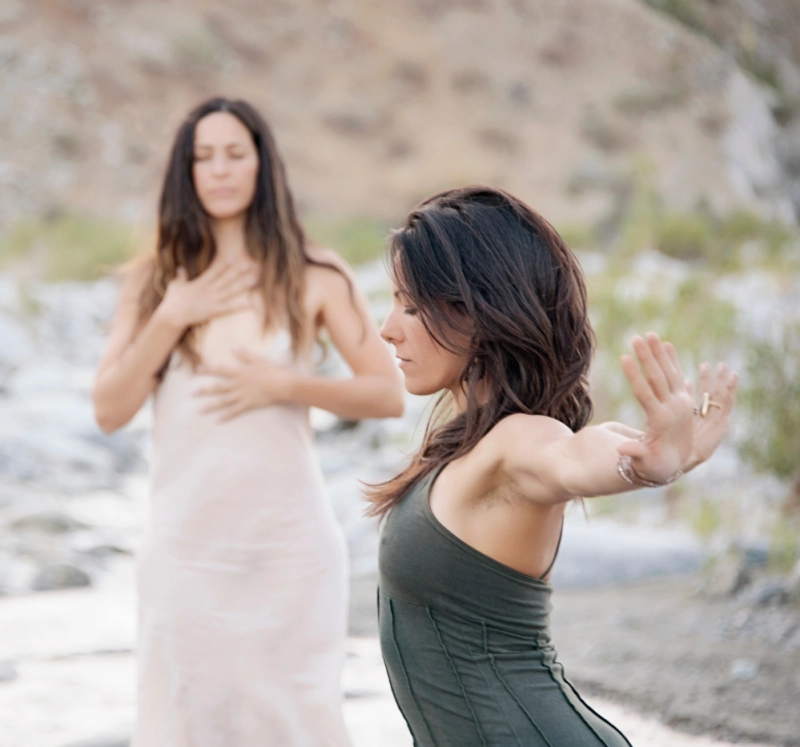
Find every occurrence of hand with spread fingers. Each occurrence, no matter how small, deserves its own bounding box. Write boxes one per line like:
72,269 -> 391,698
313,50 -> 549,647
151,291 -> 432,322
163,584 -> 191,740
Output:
617,332 -> 695,486
193,347 -> 296,422
158,260 -> 259,332
684,360 -> 738,470
609,336 -> 738,481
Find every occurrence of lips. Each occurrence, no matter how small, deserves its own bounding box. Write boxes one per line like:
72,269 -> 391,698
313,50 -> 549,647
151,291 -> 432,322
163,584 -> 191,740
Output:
208,188 -> 236,198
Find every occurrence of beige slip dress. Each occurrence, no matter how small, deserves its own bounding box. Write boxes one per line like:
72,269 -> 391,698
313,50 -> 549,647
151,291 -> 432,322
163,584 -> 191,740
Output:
133,305 -> 351,747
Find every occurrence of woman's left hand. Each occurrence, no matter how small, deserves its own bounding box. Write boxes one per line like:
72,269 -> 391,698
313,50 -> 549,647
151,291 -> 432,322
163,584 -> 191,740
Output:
194,348 -> 296,422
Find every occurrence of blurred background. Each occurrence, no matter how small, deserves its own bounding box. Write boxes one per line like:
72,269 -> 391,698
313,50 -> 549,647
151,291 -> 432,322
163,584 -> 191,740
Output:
0,0 -> 799,745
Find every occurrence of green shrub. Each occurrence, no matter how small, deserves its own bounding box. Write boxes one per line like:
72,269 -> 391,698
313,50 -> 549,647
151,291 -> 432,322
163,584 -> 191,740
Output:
614,167 -> 797,270
769,520 -> 800,573
614,84 -> 687,116
304,215 -> 389,266
641,0 -> 708,35
589,269 -> 738,419
0,214 -> 139,281
687,498 -> 722,539
739,323 -> 800,506
557,223 -> 597,250
719,210 -> 794,262
654,212 -> 716,262
580,107 -> 632,152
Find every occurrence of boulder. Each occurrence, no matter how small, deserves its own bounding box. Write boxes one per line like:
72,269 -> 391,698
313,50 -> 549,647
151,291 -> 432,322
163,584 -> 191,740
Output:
31,562 -> 91,591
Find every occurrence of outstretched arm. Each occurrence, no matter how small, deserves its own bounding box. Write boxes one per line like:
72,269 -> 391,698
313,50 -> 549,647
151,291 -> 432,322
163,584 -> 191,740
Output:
497,333 -> 730,505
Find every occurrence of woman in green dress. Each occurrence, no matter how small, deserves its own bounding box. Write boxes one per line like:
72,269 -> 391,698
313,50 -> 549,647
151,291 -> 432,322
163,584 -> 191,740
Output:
370,185 -> 737,746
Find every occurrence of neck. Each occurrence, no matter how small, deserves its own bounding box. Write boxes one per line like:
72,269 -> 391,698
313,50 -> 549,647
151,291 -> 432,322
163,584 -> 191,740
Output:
211,213 -> 249,263
449,377 -> 491,415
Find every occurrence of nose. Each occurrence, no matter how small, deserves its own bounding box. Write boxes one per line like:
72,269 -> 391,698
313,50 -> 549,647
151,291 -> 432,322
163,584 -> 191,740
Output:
211,154 -> 230,177
380,307 -> 402,346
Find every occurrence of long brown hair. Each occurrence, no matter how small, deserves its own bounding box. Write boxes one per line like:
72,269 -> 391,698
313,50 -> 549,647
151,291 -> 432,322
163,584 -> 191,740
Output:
366,186 -> 595,518
136,97 -> 326,366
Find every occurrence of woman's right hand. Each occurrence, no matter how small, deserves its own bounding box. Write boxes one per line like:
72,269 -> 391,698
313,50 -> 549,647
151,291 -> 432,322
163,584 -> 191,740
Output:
158,260 -> 258,331
617,333 -> 695,483
684,360 -> 738,471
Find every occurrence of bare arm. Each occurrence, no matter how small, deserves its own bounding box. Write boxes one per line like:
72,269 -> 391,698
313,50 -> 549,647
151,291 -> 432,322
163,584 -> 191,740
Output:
93,260 -> 257,433
92,266 -> 180,433
286,258 -> 403,418
495,334 -> 726,505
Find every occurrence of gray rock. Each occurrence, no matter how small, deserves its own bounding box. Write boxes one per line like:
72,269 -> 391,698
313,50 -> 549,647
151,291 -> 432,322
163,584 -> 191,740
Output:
789,559 -> 800,600
9,509 -> 88,534
0,660 -> 17,683
734,542 -> 770,569
705,554 -> 751,598
566,155 -> 622,194
729,658 -> 759,680
740,579 -> 792,607
82,429 -> 148,475
0,312 -> 35,384
32,562 -> 91,591
80,542 -> 133,558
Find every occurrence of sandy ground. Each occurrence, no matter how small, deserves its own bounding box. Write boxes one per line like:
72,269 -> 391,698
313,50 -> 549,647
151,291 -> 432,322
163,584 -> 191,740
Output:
0,576 -> 794,747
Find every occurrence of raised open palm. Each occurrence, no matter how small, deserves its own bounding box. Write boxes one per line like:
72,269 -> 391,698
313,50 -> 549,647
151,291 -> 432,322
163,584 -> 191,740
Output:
618,333 -> 695,483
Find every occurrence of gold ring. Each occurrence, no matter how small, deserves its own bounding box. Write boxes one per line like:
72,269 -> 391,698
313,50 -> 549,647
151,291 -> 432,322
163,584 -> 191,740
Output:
700,392 -> 722,418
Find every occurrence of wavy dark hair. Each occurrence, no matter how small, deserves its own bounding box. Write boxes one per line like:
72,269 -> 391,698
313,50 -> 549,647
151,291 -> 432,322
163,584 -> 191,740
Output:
136,96 -> 335,366
366,186 -> 596,517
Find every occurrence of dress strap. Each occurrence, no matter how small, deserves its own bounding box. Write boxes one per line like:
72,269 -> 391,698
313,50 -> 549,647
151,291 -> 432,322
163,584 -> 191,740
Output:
538,516 -> 564,580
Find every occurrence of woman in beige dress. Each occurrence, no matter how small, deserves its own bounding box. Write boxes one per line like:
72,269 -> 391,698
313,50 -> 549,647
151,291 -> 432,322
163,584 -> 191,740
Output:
92,97 -> 404,746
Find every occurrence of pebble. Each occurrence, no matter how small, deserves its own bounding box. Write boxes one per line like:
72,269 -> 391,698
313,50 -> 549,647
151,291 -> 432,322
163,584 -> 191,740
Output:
729,658 -> 759,680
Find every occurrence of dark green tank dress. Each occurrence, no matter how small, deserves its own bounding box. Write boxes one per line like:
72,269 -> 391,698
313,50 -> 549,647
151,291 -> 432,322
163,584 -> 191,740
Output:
378,466 -> 632,747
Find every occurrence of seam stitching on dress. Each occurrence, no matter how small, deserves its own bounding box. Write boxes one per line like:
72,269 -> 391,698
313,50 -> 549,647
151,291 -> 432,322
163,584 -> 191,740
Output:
542,651 -> 633,747
427,607 -> 488,747
486,646 -> 555,747
389,597 -> 437,746
477,622 -> 525,747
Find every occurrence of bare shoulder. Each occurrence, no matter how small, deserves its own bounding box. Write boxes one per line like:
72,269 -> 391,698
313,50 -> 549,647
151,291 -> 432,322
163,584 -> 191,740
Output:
478,413 -> 576,505
305,245 -> 355,282
118,255 -> 155,302
463,413 -> 572,482
111,256 -> 156,322
303,245 -> 360,314
489,413 -> 573,453
443,415 -> 574,507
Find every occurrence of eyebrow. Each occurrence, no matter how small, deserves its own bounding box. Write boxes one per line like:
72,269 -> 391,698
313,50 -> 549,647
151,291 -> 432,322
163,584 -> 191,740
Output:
193,141 -> 250,151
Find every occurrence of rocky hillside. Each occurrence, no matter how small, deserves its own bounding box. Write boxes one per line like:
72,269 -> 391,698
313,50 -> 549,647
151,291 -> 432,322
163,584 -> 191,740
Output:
0,0 -> 794,236
644,0 -> 800,221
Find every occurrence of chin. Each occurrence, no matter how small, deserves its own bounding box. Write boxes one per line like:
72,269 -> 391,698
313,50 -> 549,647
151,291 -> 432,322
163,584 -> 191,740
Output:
202,203 -> 249,221
402,375 -> 445,397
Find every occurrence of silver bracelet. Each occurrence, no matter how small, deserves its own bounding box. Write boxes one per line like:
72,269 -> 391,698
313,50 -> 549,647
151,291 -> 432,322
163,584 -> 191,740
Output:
617,455 -> 683,488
